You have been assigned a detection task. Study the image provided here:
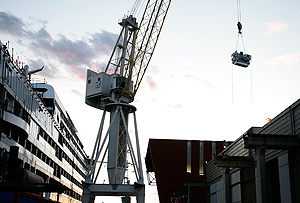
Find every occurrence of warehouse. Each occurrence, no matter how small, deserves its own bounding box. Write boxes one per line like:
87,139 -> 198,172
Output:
206,98 -> 300,203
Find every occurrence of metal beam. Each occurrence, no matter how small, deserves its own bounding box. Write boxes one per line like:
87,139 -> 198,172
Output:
0,183 -> 70,193
214,156 -> 255,168
83,183 -> 145,197
243,133 -> 299,150
184,181 -> 207,187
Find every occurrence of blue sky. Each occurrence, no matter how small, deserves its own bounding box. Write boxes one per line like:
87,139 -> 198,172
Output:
1,0 -> 300,202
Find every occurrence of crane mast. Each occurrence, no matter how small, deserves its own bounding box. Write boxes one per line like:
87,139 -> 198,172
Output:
82,0 -> 171,203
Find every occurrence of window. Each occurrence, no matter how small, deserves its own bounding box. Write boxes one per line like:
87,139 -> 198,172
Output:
212,141 -> 216,159
24,162 -> 30,171
199,142 -> 204,175
231,171 -> 242,203
25,141 -> 32,151
187,140 -> 191,173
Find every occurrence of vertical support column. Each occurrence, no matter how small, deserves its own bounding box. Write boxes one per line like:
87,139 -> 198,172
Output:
278,153 -> 292,203
82,184 -> 95,203
56,193 -> 60,203
255,146 -> 267,203
222,167 -> 231,203
188,186 -> 192,203
108,106 -> 127,184
136,185 -> 145,203
7,146 -> 19,182
133,112 -> 144,183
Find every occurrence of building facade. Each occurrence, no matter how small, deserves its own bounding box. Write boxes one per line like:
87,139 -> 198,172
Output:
0,41 -> 88,202
206,98 -> 300,203
146,139 -> 232,203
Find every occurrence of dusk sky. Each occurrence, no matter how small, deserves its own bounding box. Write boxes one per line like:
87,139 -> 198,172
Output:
1,0 -> 300,202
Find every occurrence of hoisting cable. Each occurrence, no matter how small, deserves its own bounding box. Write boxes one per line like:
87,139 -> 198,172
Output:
129,0 -> 146,18
237,0 -> 242,26
236,0 -> 246,53
231,0 -> 253,103
129,0 -> 141,15
231,0 -> 251,68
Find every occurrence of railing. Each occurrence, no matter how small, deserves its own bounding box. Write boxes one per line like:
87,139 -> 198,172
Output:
1,99 -> 30,124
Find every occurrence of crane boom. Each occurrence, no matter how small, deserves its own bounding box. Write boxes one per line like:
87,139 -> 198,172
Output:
124,0 -> 171,96
104,0 -> 171,98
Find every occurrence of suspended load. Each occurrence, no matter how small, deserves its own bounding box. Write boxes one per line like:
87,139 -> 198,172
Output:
232,1 -> 252,68
231,50 -> 251,68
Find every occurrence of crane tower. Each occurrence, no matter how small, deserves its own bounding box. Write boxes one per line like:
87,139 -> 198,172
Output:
82,1 -> 171,202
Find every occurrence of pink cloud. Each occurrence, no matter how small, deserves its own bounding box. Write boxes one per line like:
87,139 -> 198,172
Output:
184,74 -> 214,89
265,53 -> 300,65
144,76 -> 157,90
264,22 -> 289,36
167,104 -> 182,109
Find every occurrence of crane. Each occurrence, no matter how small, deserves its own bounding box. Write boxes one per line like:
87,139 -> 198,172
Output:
82,0 -> 171,202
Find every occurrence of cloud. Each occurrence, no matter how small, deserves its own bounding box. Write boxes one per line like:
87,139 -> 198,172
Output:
166,104 -> 182,109
265,53 -> 300,65
264,22 -> 289,36
27,58 -> 62,79
89,31 -> 118,55
144,75 -> 157,90
71,89 -> 83,96
0,11 -> 118,80
184,74 -> 214,89
0,11 -> 27,37
286,80 -> 300,86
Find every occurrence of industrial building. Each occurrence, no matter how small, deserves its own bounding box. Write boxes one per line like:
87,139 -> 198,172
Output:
145,139 -> 232,203
146,98 -> 300,203
207,98 -> 300,203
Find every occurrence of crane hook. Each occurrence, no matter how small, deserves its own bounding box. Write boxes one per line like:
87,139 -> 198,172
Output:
237,21 -> 242,34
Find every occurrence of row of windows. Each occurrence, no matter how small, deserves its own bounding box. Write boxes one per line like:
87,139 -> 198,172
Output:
5,129 -> 83,189
3,95 -> 30,124
1,46 -> 87,174
0,146 -> 83,202
39,126 -> 86,180
54,102 -> 86,169
1,98 -> 85,187
59,126 -> 85,168
63,189 -> 82,201
59,132 -> 87,173
41,95 -> 86,164
186,141 -> 212,175
58,109 -> 84,153
1,58 -> 53,131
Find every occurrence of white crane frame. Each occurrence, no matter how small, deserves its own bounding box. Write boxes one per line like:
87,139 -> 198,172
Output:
82,103 -> 145,203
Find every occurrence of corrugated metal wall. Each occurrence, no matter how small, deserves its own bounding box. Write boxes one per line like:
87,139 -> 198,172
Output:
206,98 -> 300,202
254,99 -> 300,161
206,135 -> 249,185
294,103 -> 300,134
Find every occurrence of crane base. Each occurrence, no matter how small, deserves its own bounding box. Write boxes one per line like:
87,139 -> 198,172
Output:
82,182 -> 145,203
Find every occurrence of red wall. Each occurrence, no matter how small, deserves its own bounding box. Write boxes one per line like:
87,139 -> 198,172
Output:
148,139 -> 231,203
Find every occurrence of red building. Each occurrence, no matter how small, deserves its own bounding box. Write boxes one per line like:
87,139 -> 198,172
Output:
145,139 -> 231,203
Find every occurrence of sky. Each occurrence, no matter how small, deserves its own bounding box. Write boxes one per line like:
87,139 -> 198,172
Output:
1,0 -> 300,202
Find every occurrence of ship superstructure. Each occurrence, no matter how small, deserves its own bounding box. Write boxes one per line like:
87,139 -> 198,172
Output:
0,41 -> 88,202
